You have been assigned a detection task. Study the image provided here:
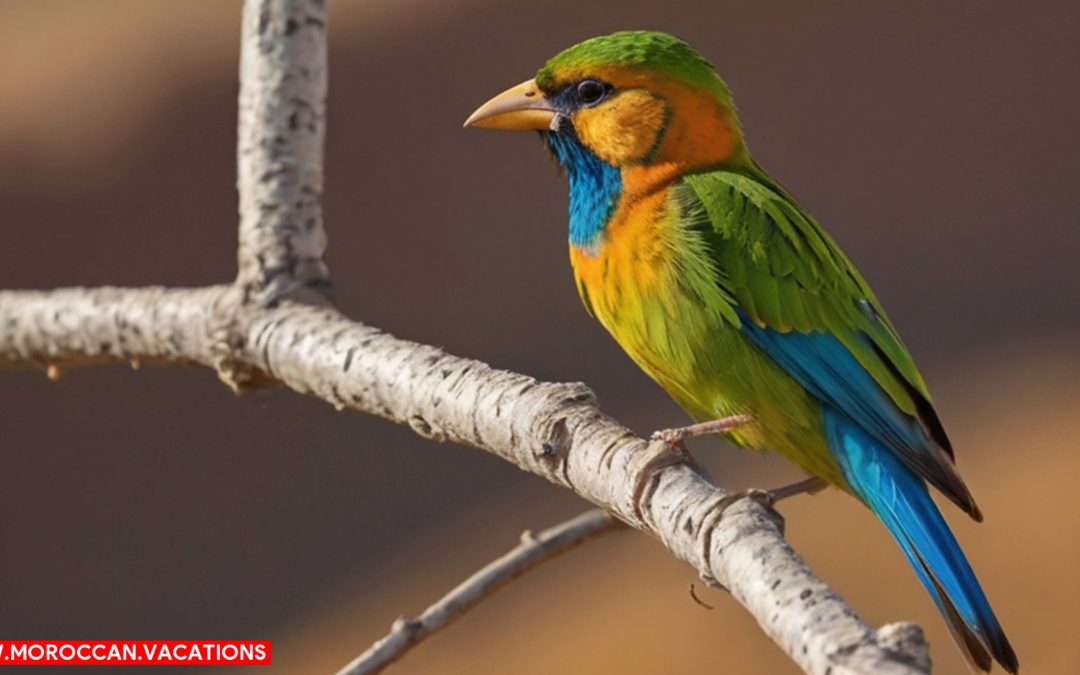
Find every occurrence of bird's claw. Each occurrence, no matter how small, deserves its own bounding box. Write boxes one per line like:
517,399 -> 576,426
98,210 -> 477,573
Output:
716,487 -> 774,511
633,437 -> 704,522
715,476 -> 829,515
637,415 -> 755,523
650,427 -> 688,445
714,488 -> 786,532
650,414 -> 753,445
711,478 -> 829,532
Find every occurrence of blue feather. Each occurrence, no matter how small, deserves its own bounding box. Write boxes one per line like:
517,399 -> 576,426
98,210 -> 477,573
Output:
823,406 -> 1015,671
738,313 -> 926,454
545,128 -> 622,248
740,314 -> 1015,670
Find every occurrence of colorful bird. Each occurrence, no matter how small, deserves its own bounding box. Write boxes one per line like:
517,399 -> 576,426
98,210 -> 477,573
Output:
465,31 -> 1016,672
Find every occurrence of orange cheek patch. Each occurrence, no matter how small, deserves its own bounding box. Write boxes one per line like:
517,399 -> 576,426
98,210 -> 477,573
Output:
574,90 -> 668,165
651,87 -> 740,167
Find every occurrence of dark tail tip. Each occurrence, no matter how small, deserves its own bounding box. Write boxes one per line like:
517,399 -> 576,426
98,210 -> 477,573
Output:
921,524 -> 1015,673
968,497 -> 984,523
939,584 -> 1018,673
994,633 -> 1019,674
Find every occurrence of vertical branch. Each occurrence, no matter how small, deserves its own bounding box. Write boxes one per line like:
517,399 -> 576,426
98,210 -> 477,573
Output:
237,0 -> 331,304
222,0 -> 332,390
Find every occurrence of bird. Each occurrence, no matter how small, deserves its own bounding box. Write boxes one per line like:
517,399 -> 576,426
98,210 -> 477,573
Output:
464,30 -> 1017,673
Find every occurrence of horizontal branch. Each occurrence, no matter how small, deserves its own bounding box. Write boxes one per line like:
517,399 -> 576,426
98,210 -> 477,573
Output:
0,287 -> 930,674
245,301 -> 932,675
0,291 -> 934,674
0,286 -> 231,370
339,509 -> 622,675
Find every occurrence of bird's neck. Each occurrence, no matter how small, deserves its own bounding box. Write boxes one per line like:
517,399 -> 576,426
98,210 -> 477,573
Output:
546,131 -> 622,250
547,119 -> 750,252
546,132 -> 686,252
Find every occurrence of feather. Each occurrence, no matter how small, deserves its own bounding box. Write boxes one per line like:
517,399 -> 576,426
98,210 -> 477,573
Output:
824,408 -> 1017,673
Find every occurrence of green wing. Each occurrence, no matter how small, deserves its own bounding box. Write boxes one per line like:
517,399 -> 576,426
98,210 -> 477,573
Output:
674,165 -> 979,518
678,167 -> 929,404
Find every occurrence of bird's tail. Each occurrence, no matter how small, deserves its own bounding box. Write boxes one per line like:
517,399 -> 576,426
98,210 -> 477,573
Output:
823,407 -> 1018,673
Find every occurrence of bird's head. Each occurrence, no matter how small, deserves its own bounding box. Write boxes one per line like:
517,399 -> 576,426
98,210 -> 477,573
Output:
465,31 -> 747,173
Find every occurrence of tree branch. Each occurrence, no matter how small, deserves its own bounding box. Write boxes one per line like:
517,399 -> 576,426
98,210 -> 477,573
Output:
337,509 -> 623,675
0,286 -> 229,371
0,293 -> 931,674
237,0 -> 330,303
244,302 -> 931,675
0,1 -> 934,673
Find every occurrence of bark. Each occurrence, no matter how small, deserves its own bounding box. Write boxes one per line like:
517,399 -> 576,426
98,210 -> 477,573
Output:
236,0 -> 331,303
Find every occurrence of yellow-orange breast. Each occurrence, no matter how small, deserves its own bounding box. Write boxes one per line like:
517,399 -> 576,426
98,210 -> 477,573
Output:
570,180 -> 673,335
568,169 -> 720,414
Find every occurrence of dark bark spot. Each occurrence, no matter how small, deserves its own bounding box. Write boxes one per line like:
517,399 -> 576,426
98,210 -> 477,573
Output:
539,418 -> 571,459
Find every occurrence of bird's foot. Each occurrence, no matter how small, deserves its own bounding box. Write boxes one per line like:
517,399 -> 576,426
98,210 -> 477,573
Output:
767,476 -> 828,502
718,476 -> 828,510
713,477 -> 829,533
632,433 -> 712,522
650,414 -> 753,445
635,415 -> 753,522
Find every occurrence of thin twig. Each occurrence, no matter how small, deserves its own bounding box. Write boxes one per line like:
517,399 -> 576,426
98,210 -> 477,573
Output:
689,582 -> 715,610
337,509 -> 622,675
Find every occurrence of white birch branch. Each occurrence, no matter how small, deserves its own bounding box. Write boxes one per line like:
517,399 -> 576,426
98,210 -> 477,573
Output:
246,303 -> 932,675
0,292 -> 931,675
0,286 -> 228,371
338,509 -> 622,675
0,1 -> 934,673
237,0 -> 330,303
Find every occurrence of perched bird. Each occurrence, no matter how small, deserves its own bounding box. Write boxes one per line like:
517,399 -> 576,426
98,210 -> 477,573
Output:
465,30 -> 1018,672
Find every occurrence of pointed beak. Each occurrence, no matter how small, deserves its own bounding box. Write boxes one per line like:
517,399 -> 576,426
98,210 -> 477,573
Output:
463,78 -> 557,131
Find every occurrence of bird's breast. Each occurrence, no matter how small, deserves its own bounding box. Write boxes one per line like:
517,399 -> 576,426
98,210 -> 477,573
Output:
569,184 -> 726,414
570,187 -> 675,334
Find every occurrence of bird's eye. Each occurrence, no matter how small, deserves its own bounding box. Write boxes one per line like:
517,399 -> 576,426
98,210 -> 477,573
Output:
576,80 -> 608,106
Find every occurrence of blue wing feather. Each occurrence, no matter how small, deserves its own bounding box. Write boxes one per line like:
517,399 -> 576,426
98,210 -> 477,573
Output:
737,311 -> 981,520
737,311 -> 925,451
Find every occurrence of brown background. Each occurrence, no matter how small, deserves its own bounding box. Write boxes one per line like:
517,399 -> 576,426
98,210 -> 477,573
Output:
1,1 -> 1077,673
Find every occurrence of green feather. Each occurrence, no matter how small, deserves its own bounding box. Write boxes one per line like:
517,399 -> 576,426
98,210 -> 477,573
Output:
536,31 -> 734,104
674,166 -> 933,415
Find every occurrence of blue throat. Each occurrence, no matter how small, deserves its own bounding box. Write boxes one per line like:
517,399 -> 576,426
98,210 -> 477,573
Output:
545,129 -> 622,248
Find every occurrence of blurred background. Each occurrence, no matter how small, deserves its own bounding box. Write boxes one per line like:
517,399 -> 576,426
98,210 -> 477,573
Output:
1,1 -> 1077,673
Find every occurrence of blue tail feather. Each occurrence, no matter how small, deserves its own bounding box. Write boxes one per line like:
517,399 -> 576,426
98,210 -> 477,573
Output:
823,407 -> 1017,673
